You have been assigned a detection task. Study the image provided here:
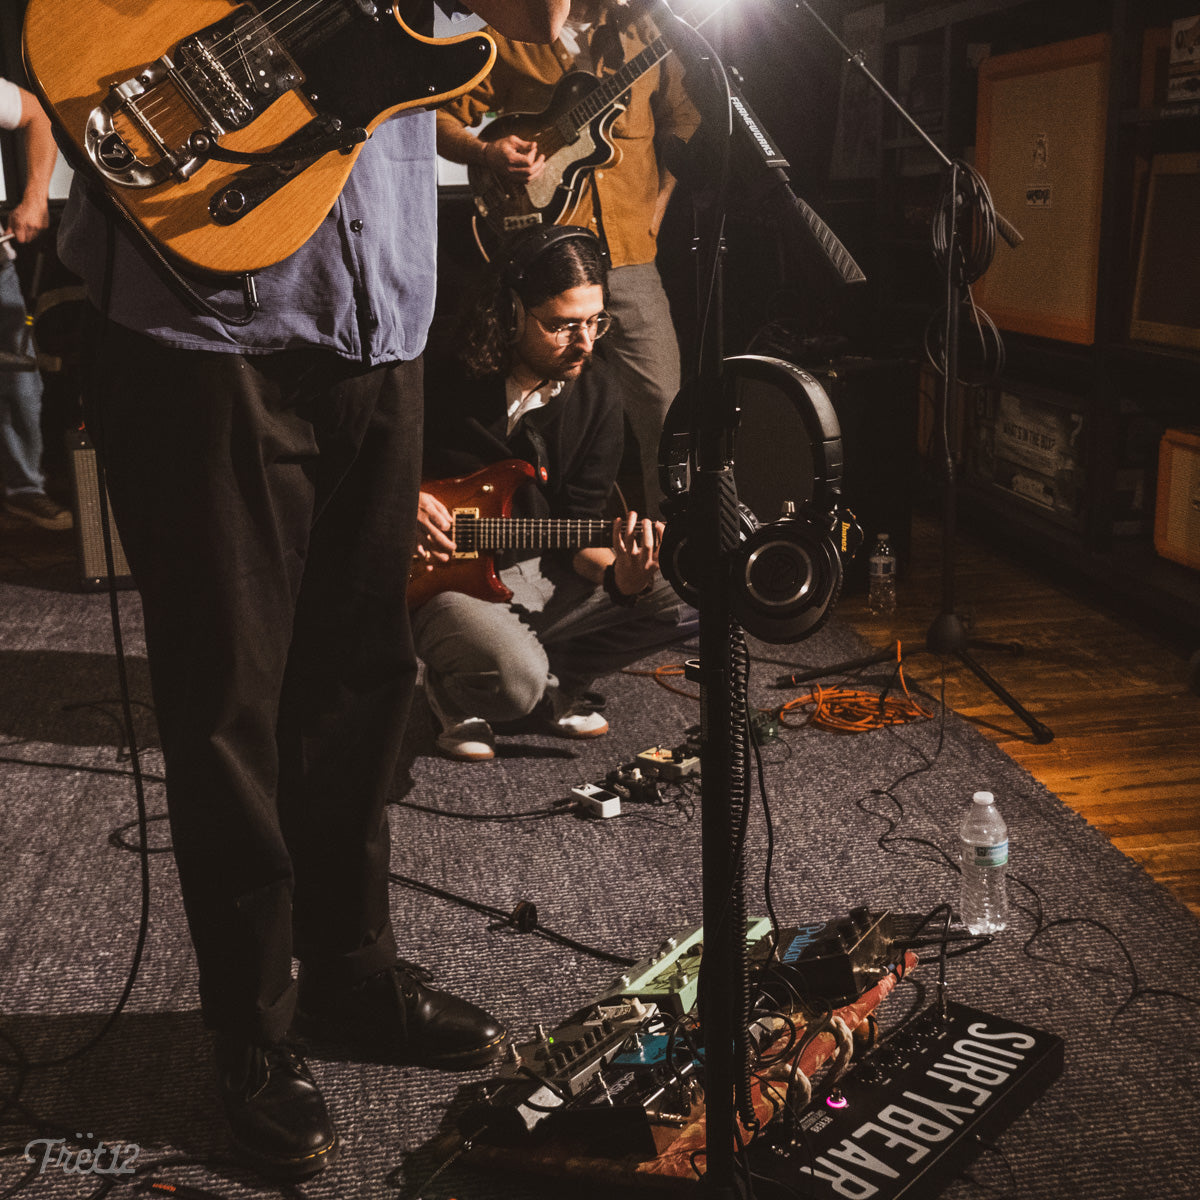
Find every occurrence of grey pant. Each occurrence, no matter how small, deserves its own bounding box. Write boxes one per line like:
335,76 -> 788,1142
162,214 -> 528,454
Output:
413,555 -> 691,727
599,262 -> 682,519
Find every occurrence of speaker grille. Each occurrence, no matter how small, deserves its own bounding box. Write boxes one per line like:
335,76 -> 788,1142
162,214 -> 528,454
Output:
67,433 -> 134,591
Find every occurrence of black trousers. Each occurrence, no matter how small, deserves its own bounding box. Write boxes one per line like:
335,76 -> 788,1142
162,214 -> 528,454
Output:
85,314 -> 422,1042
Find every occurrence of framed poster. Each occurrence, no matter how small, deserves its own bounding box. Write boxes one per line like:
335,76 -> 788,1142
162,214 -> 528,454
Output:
974,34 -> 1111,345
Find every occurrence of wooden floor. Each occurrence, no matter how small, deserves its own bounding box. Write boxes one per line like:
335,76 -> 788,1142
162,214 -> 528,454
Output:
838,511 -> 1200,917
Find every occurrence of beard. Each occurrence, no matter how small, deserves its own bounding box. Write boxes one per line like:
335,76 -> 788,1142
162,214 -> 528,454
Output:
547,347 -> 593,381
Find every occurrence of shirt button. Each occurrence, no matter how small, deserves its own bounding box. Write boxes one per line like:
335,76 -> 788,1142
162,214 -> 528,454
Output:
350,219 -> 364,233
596,171 -> 604,179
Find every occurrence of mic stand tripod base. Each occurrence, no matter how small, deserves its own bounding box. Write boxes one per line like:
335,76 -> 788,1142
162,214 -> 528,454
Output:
926,611 -> 1054,744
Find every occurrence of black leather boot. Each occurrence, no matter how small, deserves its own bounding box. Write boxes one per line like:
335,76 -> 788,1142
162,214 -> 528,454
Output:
214,1038 -> 337,1179
296,965 -> 506,1070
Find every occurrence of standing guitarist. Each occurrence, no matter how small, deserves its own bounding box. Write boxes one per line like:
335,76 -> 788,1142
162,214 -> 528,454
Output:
415,226 -> 688,761
435,0 -> 699,517
53,0 -> 568,1183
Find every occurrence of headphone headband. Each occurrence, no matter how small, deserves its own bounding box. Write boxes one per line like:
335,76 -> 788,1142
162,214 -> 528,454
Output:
500,225 -> 603,292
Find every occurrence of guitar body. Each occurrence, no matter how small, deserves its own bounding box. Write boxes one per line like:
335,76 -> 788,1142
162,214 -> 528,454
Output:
408,459 -> 537,610
467,71 -> 625,242
23,0 -> 495,275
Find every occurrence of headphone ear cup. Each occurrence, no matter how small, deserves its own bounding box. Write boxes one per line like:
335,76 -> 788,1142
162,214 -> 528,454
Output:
730,513 -> 843,643
659,501 -> 759,607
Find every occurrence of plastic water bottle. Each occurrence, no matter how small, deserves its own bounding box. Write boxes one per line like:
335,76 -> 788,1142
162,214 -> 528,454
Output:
867,532 -> 897,616
958,791 -> 1009,934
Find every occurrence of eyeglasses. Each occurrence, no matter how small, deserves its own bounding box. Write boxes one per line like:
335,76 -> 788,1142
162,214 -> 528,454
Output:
528,309 -> 613,345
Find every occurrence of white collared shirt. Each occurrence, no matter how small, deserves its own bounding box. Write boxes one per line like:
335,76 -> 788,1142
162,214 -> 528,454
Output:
506,376 -> 565,435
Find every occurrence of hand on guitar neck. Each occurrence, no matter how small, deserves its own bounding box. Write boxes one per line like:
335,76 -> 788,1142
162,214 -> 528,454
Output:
410,461 -> 663,607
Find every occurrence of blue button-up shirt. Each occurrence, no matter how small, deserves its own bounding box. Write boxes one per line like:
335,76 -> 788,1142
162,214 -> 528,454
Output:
58,108 -> 438,366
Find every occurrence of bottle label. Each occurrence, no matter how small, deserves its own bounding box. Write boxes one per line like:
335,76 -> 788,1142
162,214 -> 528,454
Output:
869,557 -> 895,577
970,840 -> 1008,868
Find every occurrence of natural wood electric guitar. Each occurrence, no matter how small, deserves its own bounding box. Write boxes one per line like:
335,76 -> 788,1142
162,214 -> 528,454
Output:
23,1 -> 496,275
408,459 -> 612,609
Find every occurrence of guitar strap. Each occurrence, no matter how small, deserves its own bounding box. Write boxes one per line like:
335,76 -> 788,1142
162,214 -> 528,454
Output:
518,413 -> 551,491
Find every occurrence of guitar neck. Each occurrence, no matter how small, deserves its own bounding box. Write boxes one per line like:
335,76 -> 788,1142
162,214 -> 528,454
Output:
566,38 -> 670,133
458,515 -> 612,553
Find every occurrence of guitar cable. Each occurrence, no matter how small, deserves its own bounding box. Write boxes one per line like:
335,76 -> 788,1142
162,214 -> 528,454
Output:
0,218 -> 157,1198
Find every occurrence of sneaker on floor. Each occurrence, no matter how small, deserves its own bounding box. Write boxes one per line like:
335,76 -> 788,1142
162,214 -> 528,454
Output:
436,717 -> 496,761
426,682 -> 495,761
4,492 -> 73,531
554,707 -> 609,739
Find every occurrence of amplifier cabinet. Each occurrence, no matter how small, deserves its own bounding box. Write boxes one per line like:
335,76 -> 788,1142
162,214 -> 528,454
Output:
975,34 -> 1110,344
1155,428 -> 1200,571
963,380 -> 1086,532
67,430 -> 135,591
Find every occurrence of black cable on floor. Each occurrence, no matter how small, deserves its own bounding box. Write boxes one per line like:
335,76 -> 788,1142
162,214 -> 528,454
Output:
388,872 -> 636,967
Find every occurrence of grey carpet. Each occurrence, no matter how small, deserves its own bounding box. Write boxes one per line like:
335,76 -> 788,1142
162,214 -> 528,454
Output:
1,553 -> 1198,1199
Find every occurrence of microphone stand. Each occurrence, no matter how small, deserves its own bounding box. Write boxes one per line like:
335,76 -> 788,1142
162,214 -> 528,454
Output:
797,1 -> 1053,744
644,3 -> 749,1194
651,4 -> 877,1192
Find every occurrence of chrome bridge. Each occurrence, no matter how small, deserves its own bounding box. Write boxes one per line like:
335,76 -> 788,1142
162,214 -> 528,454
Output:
85,4 -> 303,188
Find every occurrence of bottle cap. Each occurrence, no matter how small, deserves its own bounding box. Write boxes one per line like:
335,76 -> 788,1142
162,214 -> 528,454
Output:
972,791 -> 994,804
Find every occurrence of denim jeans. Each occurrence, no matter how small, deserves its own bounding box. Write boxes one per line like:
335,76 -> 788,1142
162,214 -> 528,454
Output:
0,260 -> 45,497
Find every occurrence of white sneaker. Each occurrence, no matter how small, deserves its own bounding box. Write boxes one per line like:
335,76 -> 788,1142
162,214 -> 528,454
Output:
435,718 -> 496,761
554,709 -> 609,739
426,684 -> 496,761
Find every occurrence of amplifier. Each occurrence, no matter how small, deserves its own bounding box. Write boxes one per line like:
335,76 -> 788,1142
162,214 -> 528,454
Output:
67,431 -> 134,592
1154,427 -> 1200,570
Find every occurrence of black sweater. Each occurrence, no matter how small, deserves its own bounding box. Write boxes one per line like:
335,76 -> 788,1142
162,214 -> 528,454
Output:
422,357 -> 625,524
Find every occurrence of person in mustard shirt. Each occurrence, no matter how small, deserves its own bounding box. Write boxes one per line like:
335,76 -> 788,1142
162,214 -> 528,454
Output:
437,0 -> 700,518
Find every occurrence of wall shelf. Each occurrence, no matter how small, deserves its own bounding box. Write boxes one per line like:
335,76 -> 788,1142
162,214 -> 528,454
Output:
866,0 -> 1200,642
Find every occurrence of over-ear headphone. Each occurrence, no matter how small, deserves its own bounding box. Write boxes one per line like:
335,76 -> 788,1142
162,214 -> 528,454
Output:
496,225 -> 603,342
658,355 -> 863,643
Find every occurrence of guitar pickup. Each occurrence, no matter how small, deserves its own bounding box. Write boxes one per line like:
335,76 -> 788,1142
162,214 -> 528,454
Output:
449,508 -> 480,558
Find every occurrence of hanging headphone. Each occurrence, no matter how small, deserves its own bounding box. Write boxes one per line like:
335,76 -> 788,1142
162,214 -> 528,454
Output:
658,355 -> 862,643
496,224 -> 604,342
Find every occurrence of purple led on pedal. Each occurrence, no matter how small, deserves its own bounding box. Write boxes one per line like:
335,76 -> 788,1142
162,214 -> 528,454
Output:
826,1091 -> 848,1109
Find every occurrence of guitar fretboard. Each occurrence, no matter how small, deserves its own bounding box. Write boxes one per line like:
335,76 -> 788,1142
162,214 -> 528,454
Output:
562,38 -> 669,136
455,515 -> 611,553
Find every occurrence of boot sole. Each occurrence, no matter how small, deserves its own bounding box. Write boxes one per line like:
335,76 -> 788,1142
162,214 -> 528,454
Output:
295,1020 -> 507,1072
230,1130 -> 339,1181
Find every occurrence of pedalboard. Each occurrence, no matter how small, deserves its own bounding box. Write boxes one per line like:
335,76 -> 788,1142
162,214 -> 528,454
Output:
459,996 -> 676,1156
752,908 -> 923,1006
745,1001 -> 1064,1199
590,916 -> 773,1018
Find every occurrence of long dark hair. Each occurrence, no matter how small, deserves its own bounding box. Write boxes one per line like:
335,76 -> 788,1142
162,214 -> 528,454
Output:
457,228 -> 609,379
